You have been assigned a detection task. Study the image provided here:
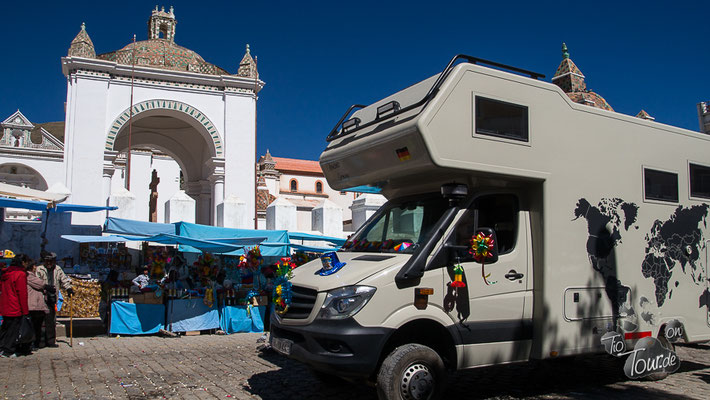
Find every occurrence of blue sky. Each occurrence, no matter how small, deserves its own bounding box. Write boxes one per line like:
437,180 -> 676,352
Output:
1,1 -> 708,161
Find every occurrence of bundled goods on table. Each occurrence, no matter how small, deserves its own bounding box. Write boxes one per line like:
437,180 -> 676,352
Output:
57,277 -> 101,318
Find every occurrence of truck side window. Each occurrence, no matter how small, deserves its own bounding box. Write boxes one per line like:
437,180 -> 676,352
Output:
454,194 -> 518,254
475,97 -> 529,142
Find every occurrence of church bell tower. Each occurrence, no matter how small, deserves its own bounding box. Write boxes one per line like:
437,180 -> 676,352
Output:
148,6 -> 176,42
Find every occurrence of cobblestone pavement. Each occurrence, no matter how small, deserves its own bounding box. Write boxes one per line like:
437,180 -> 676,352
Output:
0,333 -> 708,399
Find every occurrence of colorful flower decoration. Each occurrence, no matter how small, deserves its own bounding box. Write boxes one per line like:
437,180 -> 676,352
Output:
194,252 -> 218,285
245,246 -> 263,271
272,259 -> 294,315
393,241 -> 413,252
449,264 -> 466,288
470,233 -> 497,285
273,281 -> 292,315
149,252 -> 167,279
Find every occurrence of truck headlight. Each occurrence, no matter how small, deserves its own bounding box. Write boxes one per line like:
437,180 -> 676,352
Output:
318,286 -> 376,320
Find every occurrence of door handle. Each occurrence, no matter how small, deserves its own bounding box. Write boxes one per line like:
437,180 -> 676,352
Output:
505,270 -> 524,281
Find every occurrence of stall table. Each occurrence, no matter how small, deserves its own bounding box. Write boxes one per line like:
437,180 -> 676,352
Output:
109,301 -> 165,335
166,298 -> 220,332
220,305 -> 266,334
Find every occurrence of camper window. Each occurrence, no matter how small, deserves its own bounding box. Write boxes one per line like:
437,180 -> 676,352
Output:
475,96 -> 529,142
453,194 -> 518,254
689,163 -> 710,199
644,168 -> 678,203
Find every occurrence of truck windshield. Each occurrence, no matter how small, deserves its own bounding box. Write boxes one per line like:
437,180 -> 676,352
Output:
341,195 -> 449,253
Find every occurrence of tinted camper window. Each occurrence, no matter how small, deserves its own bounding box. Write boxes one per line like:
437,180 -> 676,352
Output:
690,163 -> 710,199
475,97 -> 529,142
644,168 -> 678,202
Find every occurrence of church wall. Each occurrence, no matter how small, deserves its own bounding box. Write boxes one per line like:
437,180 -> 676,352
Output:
64,74 -> 110,226
224,93 -> 256,228
127,152 -> 152,222
0,155 -> 64,191
152,156 -> 180,223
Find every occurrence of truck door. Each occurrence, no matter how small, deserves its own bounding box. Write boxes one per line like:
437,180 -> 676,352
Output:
443,194 -> 532,367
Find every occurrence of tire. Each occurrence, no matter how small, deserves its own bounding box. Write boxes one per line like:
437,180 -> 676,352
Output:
376,344 -> 447,400
644,334 -> 675,381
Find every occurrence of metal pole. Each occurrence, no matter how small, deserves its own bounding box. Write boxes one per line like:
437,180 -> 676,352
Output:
69,292 -> 74,347
253,56 -> 258,229
126,34 -> 136,191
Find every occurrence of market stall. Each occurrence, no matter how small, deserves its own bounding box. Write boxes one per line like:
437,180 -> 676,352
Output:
64,217 -> 343,336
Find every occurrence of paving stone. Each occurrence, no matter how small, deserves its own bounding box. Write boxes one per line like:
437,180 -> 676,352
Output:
0,334 -> 708,399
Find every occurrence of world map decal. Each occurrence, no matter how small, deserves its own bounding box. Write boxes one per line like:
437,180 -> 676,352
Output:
641,204 -> 708,307
575,198 -> 709,311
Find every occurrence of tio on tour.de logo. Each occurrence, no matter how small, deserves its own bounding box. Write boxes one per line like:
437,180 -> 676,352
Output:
601,320 -> 682,379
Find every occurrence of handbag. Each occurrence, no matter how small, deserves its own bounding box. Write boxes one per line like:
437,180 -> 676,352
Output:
16,315 -> 35,345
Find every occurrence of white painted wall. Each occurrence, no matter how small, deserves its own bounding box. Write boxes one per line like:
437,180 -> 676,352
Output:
63,63 -> 257,228
0,156 -> 64,191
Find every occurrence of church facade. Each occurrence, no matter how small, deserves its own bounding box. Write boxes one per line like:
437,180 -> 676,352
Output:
62,7 -> 262,228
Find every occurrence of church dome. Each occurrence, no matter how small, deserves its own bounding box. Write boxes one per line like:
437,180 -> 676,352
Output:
97,39 -> 228,76
552,43 -> 613,111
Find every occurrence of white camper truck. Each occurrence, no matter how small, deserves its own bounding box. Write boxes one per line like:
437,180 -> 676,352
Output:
270,55 -> 710,399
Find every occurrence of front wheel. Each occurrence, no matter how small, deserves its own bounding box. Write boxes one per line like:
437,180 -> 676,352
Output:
376,344 -> 447,400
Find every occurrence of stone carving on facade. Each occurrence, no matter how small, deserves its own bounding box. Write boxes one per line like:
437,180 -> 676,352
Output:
0,110 -> 63,152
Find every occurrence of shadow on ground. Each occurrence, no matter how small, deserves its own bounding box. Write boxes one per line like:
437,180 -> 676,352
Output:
248,350 -> 709,400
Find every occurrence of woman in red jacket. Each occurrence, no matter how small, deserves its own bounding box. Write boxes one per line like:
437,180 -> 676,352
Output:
0,254 -> 29,357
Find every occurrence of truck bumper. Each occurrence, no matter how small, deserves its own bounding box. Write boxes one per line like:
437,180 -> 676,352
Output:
270,314 -> 393,378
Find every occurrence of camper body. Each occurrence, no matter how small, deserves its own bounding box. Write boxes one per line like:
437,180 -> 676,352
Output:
270,56 -> 710,397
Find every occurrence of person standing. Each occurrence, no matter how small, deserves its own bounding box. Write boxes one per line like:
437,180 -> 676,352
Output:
99,270 -> 119,330
26,260 -> 48,351
0,254 -> 29,357
36,252 -> 73,348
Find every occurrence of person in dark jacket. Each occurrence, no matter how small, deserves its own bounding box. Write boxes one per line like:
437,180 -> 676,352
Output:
0,254 -> 30,357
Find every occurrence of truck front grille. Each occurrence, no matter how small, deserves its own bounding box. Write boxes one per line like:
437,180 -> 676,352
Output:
284,285 -> 318,319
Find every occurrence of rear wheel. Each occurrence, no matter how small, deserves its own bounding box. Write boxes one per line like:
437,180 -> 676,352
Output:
376,344 -> 446,400
644,334 -> 675,381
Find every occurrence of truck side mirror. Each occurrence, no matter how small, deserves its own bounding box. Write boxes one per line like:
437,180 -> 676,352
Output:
471,227 -> 499,264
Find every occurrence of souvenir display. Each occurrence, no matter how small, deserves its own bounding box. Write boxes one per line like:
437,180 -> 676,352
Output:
57,277 -> 101,318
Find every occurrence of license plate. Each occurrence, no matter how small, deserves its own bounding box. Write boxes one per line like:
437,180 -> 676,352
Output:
271,337 -> 293,356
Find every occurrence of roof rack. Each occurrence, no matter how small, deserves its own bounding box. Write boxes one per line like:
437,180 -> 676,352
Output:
327,54 -> 545,142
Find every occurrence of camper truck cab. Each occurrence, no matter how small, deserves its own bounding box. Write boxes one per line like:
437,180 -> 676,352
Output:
270,55 -> 710,399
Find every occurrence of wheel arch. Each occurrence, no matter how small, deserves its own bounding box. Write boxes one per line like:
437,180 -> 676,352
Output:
378,318 -> 458,372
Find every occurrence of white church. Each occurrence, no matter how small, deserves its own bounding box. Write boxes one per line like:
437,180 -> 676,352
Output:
0,7 -> 384,258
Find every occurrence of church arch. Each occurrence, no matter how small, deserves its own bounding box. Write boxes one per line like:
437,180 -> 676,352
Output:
105,99 -> 223,157
0,162 -> 49,190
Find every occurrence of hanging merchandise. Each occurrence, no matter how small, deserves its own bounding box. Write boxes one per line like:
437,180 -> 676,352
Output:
449,264 -> 466,288
470,232 -> 497,285
204,287 -> 214,308
273,257 -> 294,315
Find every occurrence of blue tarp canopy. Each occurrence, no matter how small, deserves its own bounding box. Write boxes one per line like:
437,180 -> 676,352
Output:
105,217 -> 176,236
289,231 -> 346,246
0,197 -> 117,213
62,232 -> 265,254
176,222 -> 290,257
341,185 -> 382,194
101,217 -> 342,256
61,235 -> 127,243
